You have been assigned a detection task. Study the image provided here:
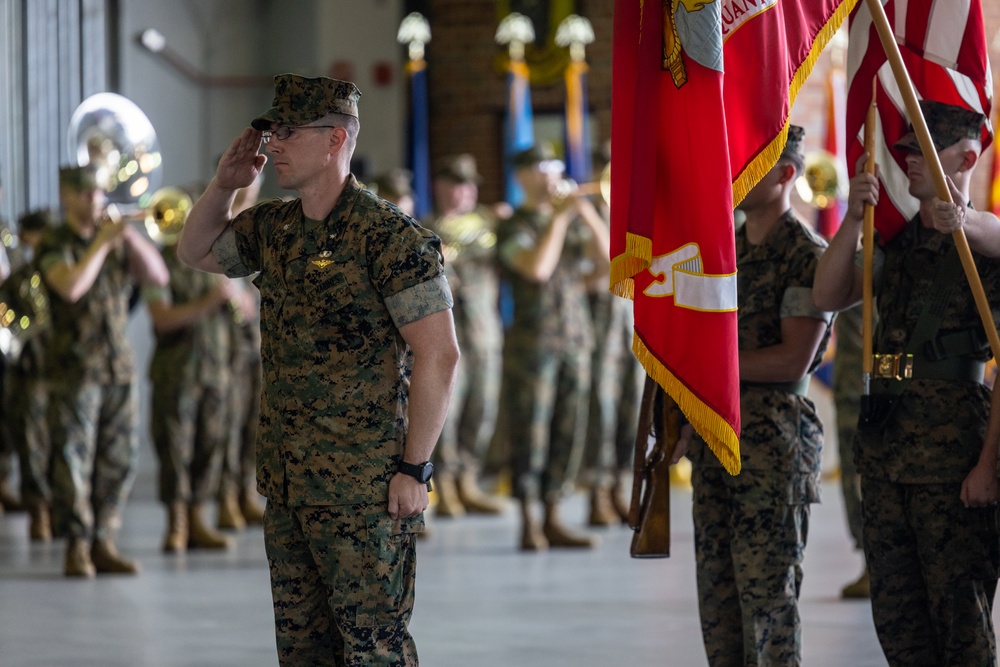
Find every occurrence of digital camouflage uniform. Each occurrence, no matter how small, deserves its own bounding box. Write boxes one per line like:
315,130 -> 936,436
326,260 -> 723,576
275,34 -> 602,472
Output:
584,287 -> 644,487
859,217 -> 1000,666
212,175 -> 451,667
832,303 -> 864,550
221,280 -> 261,500
687,211 -> 832,667
422,206 -> 502,477
145,246 -> 231,506
0,248 -> 51,509
38,223 -> 139,542
496,207 -> 595,503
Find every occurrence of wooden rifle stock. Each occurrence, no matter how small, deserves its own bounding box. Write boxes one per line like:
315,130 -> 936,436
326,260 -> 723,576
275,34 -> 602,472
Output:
629,376 -> 680,558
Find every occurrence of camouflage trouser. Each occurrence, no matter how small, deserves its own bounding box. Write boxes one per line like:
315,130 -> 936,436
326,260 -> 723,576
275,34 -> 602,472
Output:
835,394 -> 863,550
220,347 -> 261,496
150,379 -> 227,505
692,467 -> 809,667
584,294 -> 643,486
264,500 -> 420,666
504,346 -> 590,503
433,337 -> 501,477
5,370 -> 50,505
48,381 -> 138,540
861,477 -> 1000,667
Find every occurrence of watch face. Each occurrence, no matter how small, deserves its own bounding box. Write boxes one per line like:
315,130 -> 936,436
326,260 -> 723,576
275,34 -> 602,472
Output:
418,461 -> 434,483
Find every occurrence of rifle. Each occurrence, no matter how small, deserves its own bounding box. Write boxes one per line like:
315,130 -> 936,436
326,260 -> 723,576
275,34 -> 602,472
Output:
628,376 -> 680,558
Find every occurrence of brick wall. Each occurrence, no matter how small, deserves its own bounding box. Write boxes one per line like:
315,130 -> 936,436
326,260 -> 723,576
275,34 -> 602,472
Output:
425,2 -> 1000,208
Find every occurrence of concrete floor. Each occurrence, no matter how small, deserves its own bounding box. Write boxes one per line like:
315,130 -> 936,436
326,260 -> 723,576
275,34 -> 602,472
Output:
0,461 -> 906,667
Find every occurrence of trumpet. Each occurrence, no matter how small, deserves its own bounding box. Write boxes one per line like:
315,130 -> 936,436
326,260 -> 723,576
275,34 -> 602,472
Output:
552,163 -> 612,206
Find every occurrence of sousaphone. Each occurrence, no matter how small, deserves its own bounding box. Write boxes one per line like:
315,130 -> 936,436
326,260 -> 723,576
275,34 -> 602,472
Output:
66,92 -> 163,208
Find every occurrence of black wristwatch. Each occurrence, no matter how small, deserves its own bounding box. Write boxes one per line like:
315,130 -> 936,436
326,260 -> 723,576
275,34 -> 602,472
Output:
397,460 -> 434,490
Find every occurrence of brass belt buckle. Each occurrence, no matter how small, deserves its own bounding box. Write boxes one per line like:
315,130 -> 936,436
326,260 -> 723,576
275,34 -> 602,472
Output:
872,353 -> 913,380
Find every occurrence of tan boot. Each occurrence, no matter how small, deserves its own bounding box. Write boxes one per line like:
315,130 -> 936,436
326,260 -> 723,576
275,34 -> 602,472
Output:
29,503 -> 52,542
841,568 -> 871,599
188,504 -> 232,550
588,487 -> 620,527
0,481 -> 24,512
162,502 -> 189,553
611,477 -> 631,523
91,538 -> 140,575
64,537 -> 96,578
519,501 -> 548,552
239,489 -> 265,525
217,492 -> 246,531
457,474 -> 506,515
544,502 -> 599,549
433,473 -> 466,518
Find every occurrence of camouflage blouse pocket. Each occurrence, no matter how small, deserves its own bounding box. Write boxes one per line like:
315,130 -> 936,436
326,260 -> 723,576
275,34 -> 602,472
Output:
302,261 -> 361,349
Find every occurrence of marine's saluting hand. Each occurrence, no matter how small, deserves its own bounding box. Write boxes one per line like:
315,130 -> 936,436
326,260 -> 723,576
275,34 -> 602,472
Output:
216,127 -> 268,191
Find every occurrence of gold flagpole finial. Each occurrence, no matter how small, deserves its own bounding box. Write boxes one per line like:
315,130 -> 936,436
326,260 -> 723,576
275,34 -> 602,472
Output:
556,14 -> 595,63
496,12 -> 535,63
397,12 -> 431,62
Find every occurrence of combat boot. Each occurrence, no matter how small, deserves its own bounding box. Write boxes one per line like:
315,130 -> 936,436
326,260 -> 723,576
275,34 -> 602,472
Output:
29,502 -> 52,542
188,504 -> 232,549
519,500 -> 548,551
162,502 -> 189,553
544,502 -> 599,549
457,474 -> 506,515
91,538 -> 140,575
611,475 -> 631,523
64,537 -> 96,578
588,486 -> 620,527
239,489 -> 265,525
841,567 -> 871,599
433,473 -> 466,518
0,481 -> 24,512
217,491 -> 246,531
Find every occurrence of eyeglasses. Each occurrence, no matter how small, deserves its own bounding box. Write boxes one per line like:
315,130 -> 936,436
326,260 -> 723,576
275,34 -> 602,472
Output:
261,125 -> 339,144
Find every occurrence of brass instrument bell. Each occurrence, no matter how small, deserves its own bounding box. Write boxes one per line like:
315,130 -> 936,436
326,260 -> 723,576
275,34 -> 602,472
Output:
795,149 -> 842,209
144,187 -> 193,246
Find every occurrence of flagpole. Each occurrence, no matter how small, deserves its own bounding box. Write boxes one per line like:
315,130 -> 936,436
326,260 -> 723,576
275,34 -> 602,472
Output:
862,78 -> 877,395
863,0 -> 1000,362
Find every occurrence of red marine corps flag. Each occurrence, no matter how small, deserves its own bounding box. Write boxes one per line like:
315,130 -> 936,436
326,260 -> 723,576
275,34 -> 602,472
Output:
610,0 -> 857,473
846,0 -> 993,242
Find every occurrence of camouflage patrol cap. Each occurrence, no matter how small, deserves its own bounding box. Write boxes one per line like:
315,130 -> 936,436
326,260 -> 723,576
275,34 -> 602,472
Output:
17,208 -> 54,232
251,73 -> 361,130
58,165 -> 103,191
512,143 -> 565,173
368,169 -> 413,199
434,154 -> 482,184
894,100 -> 986,152
780,125 -> 806,171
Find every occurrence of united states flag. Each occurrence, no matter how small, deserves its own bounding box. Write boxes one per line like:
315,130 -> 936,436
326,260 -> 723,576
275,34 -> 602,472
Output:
846,0 -> 993,242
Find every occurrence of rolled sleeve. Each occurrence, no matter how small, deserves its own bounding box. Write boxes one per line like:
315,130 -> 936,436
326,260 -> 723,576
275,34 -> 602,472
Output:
212,227 -> 254,278
781,285 -> 833,323
385,274 -> 454,328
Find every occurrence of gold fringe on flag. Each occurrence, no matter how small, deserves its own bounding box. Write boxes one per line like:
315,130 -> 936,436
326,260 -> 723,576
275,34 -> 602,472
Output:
633,334 -> 742,475
732,0 -> 860,206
